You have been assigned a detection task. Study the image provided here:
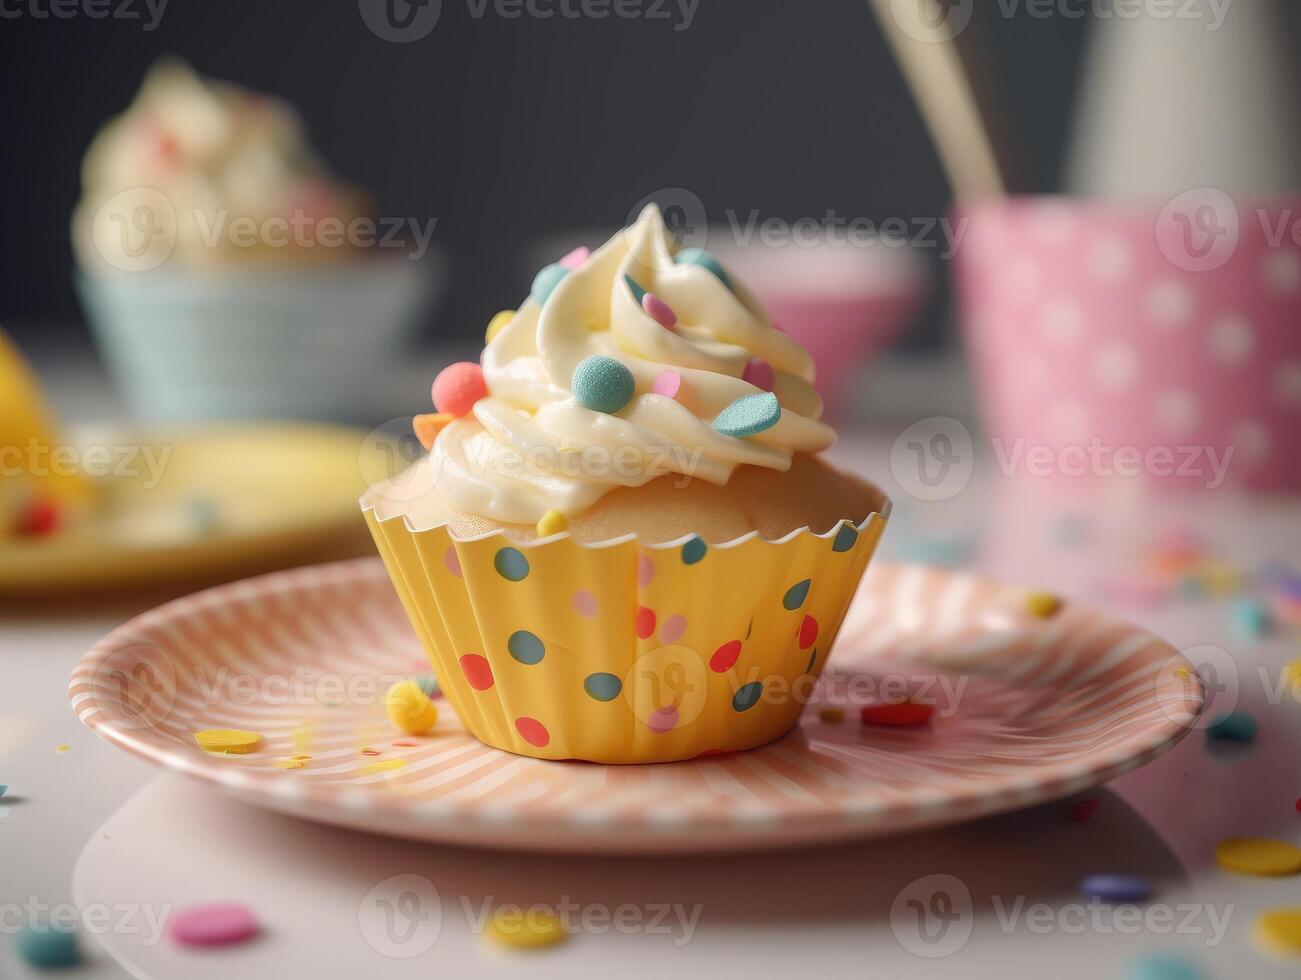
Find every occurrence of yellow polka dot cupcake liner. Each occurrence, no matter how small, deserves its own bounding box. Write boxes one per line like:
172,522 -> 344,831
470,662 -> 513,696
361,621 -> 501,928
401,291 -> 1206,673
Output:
363,507 -> 888,764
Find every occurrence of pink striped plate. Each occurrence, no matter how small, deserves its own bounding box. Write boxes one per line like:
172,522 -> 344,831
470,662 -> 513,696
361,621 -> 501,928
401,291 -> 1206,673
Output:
70,558 -> 1204,853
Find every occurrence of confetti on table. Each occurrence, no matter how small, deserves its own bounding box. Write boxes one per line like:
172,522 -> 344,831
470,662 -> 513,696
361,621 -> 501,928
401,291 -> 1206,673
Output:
17,927 -> 81,968
1125,952 -> 1208,980
359,759 -> 407,776
1215,837 -> 1301,876
54,744 -> 69,754
817,708 -> 844,723
386,679 -> 439,735
1229,598 -> 1274,641
1079,873 -> 1151,904
170,904 -> 260,947
485,907 -> 569,950
193,730 -> 263,754
1254,907 -> 1301,956
1026,592 -> 1063,618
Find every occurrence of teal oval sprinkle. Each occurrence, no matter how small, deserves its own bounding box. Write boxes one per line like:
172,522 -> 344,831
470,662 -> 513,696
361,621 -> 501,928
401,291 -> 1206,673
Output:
732,681 -> 763,712
1205,710 -> 1257,743
623,274 -> 647,304
17,929 -> 81,970
1126,953 -> 1208,980
832,523 -> 859,553
675,247 -> 732,289
572,355 -> 635,414
584,672 -> 623,702
414,674 -> 440,698
507,630 -> 545,665
494,547 -> 530,581
783,579 -> 811,610
713,392 -> 780,438
681,536 -> 707,565
531,263 -> 569,307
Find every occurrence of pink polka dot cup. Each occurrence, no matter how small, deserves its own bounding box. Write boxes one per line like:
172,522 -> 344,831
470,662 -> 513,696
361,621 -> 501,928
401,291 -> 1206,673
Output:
955,197 -> 1301,491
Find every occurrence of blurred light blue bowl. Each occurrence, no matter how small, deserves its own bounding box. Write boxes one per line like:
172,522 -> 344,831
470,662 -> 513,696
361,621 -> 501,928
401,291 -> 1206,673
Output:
77,255 -> 443,423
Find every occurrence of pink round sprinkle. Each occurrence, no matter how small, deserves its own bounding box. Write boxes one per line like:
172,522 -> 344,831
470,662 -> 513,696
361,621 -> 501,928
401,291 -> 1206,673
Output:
648,706 -> 679,734
743,357 -> 775,392
558,246 -> 590,269
572,589 -> 599,617
659,614 -> 688,644
637,553 -> 656,587
641,292 -> 678,330
651,371 -> 682,399
170,904 -> 259,947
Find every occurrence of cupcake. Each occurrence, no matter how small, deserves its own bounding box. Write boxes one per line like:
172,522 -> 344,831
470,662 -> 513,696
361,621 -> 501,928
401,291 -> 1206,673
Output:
73,59 -> 437,422
363,204 -> 889,763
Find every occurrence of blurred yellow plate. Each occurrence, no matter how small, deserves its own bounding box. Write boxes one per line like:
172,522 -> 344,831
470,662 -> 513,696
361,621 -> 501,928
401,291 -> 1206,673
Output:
0,423 -> 381,593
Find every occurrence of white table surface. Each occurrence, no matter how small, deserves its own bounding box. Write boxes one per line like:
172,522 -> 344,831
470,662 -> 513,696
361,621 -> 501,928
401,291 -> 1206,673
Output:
3,351 -> 1299,978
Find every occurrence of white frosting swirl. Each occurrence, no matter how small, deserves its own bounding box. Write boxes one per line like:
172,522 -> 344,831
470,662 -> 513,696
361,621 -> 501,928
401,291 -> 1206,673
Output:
430,204 -> 834,523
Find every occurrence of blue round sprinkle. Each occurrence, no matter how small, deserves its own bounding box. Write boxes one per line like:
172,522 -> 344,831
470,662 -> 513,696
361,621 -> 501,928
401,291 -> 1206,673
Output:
414,674 -> 440,698
572,355 -> 636,414
623,274 -> 647,304
713,392 -> 781,438
675,247 -> 732,289
17,928 -> 81,969
681,536 -> 707,565
532,263 -> 569,307
783,579 -> 811,610
507,630 -> 545,665
1205,710 -> 1257,743
732,681 -> 763,712
832,523 -> 859,553
1079,873 -> 1151,904
584,672 -> 623,702
494,547 -> 530,582
1126,953 -> 1209,980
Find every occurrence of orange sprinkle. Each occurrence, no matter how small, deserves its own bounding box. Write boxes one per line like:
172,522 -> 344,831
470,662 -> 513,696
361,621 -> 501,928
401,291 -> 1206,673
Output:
413,413 -> 455,451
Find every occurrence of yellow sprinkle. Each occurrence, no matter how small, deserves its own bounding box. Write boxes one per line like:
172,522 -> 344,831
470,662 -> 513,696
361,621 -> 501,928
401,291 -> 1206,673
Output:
193,729 -> 263,755
1255,907 -> 1301,956
485,309 -> 515,343
359,758 -> 407,776
1026,592 -> 1063,618
292,754 -> 312,761
1285,659 -> 1301,702
536,509 -> 568,537
55,744 -> 70,754
1216,837 -> 1301,876
1174,666 -> 1192,679
485,907 -> 569,950
292,726 -> 312,757
818,708 -> 844,723
385,679 -> 439,735
276,759 -> 307,770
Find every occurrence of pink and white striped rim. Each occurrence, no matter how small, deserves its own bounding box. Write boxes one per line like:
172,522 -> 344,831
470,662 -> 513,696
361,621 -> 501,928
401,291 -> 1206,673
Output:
69,558 -> 1204,853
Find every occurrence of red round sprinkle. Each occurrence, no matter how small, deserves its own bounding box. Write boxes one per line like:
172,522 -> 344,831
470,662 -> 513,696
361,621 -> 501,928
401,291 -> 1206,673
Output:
515,716 -> 550,747
16,499 -> 60,537
710,640 -> 743,673
458,653 -> 494,691
635,606 -> 657,640
1070,798 -> 1103,823
860,702 -> 935,727
431,362 -> 488,417
798,615 -> 819,650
